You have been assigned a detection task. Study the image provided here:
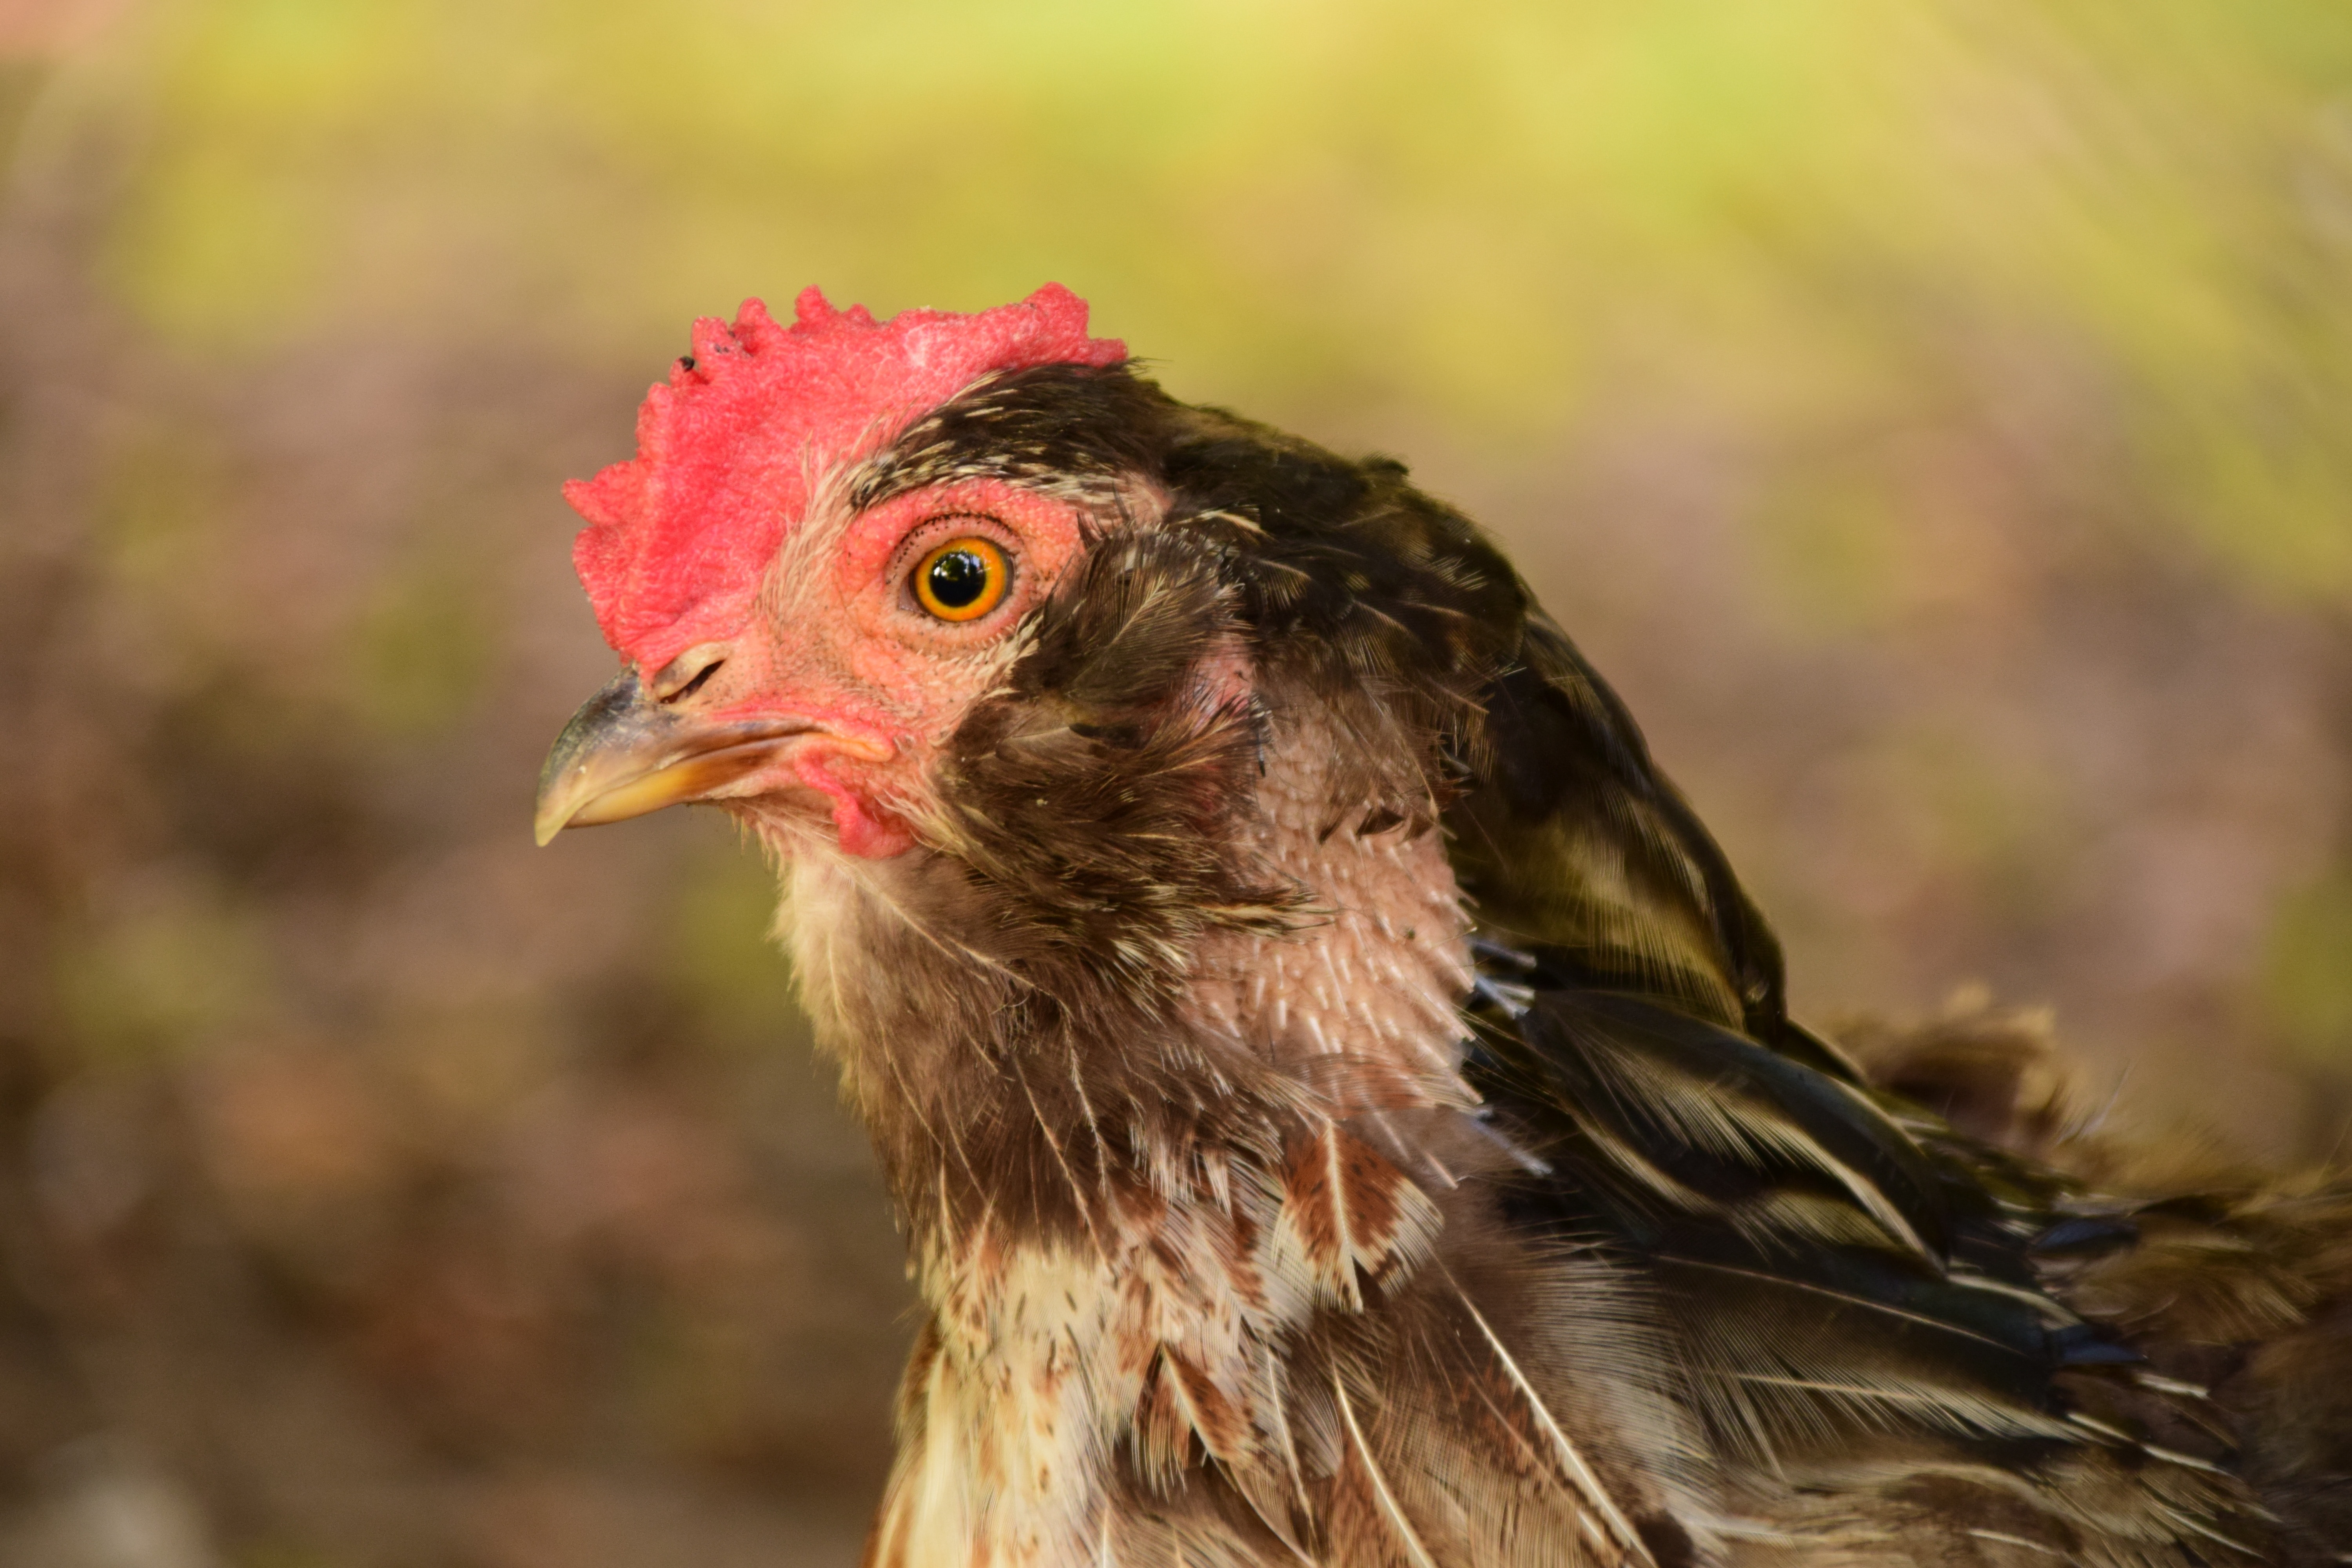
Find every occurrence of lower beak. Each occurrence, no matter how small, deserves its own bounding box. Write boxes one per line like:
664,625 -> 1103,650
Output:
533,670 -> 812,845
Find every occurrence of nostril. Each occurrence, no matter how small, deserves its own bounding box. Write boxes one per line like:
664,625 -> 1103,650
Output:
649,642 -> 732,703
665,660 -> 723,703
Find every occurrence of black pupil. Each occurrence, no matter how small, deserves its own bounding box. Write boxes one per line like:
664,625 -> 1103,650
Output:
927,548 -> 991,610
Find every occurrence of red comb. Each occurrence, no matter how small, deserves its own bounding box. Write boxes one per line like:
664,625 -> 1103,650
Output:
564,284 -> 1125,669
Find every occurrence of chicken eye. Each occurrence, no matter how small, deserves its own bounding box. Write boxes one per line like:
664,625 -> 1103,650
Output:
912,537 -> 1011,622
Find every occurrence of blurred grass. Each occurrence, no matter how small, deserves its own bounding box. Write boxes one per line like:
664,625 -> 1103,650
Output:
97,0 -> 2352,595
4,2 -> 2352,1564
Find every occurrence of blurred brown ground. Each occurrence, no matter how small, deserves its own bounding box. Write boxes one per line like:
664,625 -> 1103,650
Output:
1,3 -> 2349,1565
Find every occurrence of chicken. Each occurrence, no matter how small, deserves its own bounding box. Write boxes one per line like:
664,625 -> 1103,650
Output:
532,286 -> 2352,1568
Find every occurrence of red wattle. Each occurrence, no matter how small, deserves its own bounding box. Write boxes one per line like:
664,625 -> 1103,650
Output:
792,751 -> 916,860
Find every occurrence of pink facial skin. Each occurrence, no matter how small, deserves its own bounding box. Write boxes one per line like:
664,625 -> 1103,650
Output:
640,476 -> 1099,860
563,287 -> 1134,860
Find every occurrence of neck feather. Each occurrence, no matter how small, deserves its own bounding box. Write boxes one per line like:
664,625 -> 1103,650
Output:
771,701 -> 1477,1264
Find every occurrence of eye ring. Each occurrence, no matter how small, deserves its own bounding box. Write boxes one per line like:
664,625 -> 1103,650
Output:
912,536 -> 1013,622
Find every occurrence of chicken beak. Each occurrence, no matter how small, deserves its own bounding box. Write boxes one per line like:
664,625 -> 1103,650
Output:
533,670 -> 812,845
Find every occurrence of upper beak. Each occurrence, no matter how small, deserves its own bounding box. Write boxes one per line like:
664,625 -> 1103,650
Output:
533,670 -> 813,845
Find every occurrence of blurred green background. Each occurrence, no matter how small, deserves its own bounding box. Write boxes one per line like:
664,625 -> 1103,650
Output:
2,2 -> 2348,1564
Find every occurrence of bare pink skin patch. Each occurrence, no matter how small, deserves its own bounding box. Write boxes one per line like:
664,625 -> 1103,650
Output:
635,476 -> 1102,860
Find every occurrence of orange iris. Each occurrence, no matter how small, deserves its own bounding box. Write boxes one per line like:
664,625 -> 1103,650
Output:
912,537 -> 1011,622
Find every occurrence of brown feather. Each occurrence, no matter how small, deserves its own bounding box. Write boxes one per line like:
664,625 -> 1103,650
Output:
648,361 -> 2352,1566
